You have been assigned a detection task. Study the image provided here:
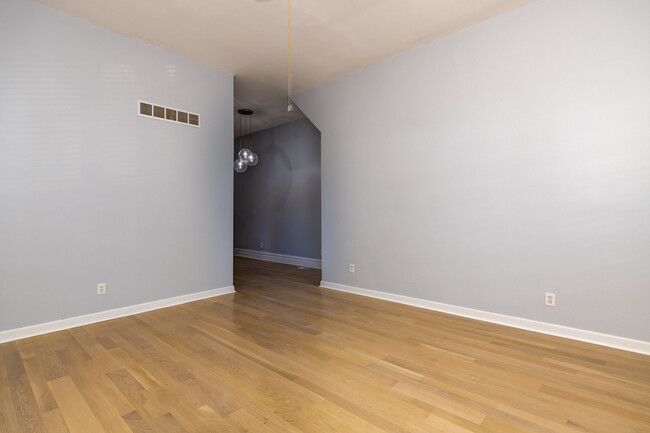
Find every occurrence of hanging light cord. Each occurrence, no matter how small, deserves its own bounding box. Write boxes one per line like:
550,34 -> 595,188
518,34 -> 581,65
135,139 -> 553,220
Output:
246,114 -> 250,149
250,114 -> 254,151
238,112 -> 242,151
287,0 -> 294,111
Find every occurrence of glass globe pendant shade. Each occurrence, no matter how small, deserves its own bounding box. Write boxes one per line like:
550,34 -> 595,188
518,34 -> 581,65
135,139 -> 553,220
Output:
238,148 -> 252,162
234,159 -> 247,173
246,152 -> 258,166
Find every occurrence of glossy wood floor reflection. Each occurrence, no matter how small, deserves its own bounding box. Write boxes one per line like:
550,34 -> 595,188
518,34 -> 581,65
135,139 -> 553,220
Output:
2,258 -> 650,433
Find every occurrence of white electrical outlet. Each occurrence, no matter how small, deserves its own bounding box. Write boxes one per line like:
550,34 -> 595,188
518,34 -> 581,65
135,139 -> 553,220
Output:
545,292 -> 555,307
97,283 -> 106,295
349,264 -> 355,273
259,241 -> 264,248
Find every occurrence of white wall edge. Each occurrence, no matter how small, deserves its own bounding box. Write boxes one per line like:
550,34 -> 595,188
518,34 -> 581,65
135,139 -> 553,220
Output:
0,286 -> 235,344
234,248 -> 322,269
320,281 -> 650,356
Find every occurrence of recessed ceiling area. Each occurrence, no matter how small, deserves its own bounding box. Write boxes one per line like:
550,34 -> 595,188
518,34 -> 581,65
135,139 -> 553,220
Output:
33,0 -> 537,134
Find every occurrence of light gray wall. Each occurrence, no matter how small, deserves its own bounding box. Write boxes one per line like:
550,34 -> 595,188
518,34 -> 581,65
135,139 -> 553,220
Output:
295,0 -> 650,341
0,0 -> 233,331
234,118 -> 321,259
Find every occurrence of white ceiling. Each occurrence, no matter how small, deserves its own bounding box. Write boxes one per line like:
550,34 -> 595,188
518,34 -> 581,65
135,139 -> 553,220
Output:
33,0 -> 536,134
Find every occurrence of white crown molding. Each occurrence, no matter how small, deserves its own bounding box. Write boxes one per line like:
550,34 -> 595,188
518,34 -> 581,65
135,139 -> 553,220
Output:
320,281 -> 650,355
234,248 -> 322,269
0,286 -> 235,344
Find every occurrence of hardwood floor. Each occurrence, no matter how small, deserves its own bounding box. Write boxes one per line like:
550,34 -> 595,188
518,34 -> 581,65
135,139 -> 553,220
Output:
1,257 -> 649,433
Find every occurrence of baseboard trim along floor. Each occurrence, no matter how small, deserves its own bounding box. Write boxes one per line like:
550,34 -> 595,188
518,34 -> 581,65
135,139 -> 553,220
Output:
234,248 -> 322,269
0,286 -> 235,343
320,280 -> 650,355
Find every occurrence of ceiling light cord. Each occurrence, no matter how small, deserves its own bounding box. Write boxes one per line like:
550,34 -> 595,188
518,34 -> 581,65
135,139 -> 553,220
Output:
238,111 -> 242,151
247,114 -> 252,151
287,0 -> 293,111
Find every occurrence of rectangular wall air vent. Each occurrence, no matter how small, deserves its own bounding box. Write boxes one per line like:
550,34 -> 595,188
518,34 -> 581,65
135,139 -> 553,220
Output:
138,101 -> 199,128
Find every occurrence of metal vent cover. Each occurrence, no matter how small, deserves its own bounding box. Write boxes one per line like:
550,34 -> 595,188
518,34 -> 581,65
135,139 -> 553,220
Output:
138,101 -> 199,128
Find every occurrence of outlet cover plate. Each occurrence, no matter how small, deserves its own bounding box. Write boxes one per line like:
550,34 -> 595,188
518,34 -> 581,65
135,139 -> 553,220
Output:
545,292 -> 555,307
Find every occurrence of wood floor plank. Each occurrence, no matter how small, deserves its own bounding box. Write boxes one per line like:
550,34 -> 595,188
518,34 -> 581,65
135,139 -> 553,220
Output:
150,412 -> 190,433
65,360 -> 133,433
22,357 -> 58,413
35,347 -> 67,383
47,375 -> 106,433
170,402 -> 244,433
0,349 -> 22,433
41,409 -> 70,433
1,257 -> 649,433
106,368 -> 169,422
392,380 -> 486,425
3,342 -> 45,433
226,409 -> 276,433
122,410 -> 156,433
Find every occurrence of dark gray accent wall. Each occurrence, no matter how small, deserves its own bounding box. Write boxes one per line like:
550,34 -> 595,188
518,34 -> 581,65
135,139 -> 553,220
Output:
295,0 -> 650,341
0,0 -> 234,332
234,118 -> 321,259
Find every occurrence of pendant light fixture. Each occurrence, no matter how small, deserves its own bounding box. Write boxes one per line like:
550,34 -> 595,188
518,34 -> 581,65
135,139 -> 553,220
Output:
234,158 -> 247,173
234,108 -> 258,173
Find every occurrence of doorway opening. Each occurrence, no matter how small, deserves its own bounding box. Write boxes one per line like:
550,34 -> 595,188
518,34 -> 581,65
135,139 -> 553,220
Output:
233,112 -> 321,283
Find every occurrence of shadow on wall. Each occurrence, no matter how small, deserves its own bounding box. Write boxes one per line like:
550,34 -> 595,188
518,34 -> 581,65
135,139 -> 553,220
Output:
234,118 -> 321,260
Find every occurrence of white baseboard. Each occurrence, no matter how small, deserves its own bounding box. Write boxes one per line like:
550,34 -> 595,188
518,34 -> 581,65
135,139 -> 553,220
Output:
320,281 -> 650,356
234,248 -> 322,269
0,286 -> 235,344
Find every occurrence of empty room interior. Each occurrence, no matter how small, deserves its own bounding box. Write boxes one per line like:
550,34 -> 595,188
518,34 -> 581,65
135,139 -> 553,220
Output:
1,0 -> 649,432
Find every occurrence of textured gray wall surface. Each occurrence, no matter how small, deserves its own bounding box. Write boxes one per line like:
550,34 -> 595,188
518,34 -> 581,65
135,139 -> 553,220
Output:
234,118 -> 321,259
0,0 -> 234,331
295,0 -> 650,341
